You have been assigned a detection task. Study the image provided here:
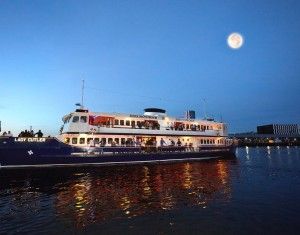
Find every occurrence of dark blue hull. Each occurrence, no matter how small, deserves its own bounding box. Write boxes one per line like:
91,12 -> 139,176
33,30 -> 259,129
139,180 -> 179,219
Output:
0,137 -> 236,168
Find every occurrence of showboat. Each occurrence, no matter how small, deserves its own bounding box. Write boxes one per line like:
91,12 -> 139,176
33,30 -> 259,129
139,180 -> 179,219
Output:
0,107 -> 236,168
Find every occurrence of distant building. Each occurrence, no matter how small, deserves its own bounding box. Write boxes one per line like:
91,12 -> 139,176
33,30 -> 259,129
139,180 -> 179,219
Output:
185,110 -> 195,120
257,124 -> 300,135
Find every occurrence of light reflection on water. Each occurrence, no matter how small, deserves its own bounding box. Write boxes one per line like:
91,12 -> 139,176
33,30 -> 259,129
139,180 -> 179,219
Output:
1,147 -> 300,234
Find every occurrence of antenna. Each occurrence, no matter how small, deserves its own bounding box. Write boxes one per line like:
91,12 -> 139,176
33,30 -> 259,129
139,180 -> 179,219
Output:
81,79 -> 85,108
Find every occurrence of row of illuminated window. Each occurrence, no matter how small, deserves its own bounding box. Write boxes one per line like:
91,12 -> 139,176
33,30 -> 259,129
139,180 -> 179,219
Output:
65,137 -> 225,145
170,124 -> 214,131
200,139 -> 225,144
65,137 -> 134,145
71,115 -> 221,132
114,119 -> 139,126
106,119 -> 217,131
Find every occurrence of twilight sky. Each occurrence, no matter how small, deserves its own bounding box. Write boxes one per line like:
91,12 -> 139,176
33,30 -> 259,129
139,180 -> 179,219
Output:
1,0 -> 300,135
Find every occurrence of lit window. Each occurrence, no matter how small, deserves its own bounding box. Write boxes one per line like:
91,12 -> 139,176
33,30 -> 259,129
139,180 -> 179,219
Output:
72,138 -> 78,144
79,138 -> 85,144
101,138 -> 106,146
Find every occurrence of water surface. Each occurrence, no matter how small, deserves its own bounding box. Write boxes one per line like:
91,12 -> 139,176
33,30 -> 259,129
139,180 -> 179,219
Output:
1,147 -> 300,234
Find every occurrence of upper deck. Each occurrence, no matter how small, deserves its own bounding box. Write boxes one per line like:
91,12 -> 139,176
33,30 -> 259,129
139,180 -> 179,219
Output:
60,108 -> 228,137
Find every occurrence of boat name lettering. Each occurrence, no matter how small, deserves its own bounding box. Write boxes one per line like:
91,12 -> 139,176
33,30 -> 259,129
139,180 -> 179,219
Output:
14,138 -> 46,142
129,114 -> 157,119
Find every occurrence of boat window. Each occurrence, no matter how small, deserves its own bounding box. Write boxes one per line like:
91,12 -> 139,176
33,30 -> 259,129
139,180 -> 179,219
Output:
80,116 -> 87,123
72,138 -> 78,144
87,138 -> 93,144
80,138 -> 85,144
186,124 -> 189,129
65,138 -> 70,144
72,116 -> 79,123
114,138 -> 119,144
114,119 -> 119,125
108,138 -> 113,144
126,138 -> 133,146
121,138 -> 126,145
210,139 -> 213,144
200,139 -> 203,144
120,120 -> 124,126
94,138 -> 99,144
101,138 -> 106,146
207,126 -> 209,130
131,121 -> 135,127
126,120 -> 130,126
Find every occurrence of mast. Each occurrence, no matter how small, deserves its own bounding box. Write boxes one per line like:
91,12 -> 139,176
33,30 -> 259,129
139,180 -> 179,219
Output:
81,79 -> 85,108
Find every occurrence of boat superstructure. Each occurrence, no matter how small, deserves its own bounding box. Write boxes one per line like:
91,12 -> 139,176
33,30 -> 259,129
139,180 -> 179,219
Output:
59,107 -> 231,150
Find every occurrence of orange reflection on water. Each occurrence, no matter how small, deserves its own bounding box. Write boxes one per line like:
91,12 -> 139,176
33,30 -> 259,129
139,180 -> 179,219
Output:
55,160 -> 236,227
183,163 -> 192,189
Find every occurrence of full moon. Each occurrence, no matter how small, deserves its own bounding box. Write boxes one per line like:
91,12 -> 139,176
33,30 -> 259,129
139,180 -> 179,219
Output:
227,32 -> 244,49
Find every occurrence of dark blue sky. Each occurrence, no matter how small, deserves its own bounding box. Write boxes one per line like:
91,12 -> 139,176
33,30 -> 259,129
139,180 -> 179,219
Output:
1,0 -> 300,135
